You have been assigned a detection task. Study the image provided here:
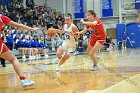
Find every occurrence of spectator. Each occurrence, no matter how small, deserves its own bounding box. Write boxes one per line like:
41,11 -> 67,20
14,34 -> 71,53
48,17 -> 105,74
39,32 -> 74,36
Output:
26,0 -> 34,9
136,14 -> 140,22
121,32 -> 128,50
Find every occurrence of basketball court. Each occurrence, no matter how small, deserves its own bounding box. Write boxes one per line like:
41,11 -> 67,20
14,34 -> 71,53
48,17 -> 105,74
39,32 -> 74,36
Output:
0,48 -> 139,93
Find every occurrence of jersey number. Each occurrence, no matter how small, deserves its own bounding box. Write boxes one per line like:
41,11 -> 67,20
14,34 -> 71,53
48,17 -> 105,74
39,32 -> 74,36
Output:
66,35 -> 70,39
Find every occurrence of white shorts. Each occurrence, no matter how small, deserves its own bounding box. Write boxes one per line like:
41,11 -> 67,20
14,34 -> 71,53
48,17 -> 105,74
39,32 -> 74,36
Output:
59,40 -> 77,54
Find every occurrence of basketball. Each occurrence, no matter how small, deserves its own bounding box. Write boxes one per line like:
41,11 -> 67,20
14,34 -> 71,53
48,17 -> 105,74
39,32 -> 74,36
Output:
47,28 -> 57,37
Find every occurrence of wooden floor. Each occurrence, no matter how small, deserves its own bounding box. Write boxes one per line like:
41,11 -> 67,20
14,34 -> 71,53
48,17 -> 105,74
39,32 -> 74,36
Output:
0,48 -> 140,93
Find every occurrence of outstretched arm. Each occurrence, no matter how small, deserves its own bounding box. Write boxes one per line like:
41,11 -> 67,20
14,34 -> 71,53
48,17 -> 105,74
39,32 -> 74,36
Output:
71,25 -> 80,38
53,28 -> 65,34
80,19 -> 98,26
7,21 -> 38,31
76,27 -> 88,35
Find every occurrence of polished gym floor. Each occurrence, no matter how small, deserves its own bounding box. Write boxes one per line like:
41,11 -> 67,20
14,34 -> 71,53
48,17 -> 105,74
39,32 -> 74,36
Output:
0,48 -> 140,93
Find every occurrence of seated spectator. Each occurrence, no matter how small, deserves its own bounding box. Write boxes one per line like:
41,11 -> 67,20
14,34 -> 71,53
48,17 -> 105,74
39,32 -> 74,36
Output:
104,37 -> 115,50
136,13 -> 140,22
39,37 -> 49,58
16,36 -> 27,60
6,30 -> 14,50
121,32 -> 128,50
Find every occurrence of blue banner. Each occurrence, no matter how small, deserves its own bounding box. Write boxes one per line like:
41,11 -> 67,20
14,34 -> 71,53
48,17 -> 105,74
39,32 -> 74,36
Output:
0,0 -> 11,6
135,0 -> 140,9
73,0 -> 85,19
102,0 -> 113,17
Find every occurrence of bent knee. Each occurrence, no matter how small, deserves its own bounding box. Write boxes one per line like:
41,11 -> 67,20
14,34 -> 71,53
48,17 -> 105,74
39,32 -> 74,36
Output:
89,52 -> 96,57
56,51 -> 63,57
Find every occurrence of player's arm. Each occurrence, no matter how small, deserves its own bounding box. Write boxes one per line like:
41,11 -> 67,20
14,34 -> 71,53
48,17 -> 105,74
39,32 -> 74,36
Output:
80,19 -> 98,26
53,24 -> 65,34
7,21 -> 39,31
71,26 -> 80,38
54,28 -> 65,34
76,27 -> 88,35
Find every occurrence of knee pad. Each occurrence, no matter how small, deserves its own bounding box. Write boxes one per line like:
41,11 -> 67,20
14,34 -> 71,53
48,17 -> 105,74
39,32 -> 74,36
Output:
56,51 -> 63,57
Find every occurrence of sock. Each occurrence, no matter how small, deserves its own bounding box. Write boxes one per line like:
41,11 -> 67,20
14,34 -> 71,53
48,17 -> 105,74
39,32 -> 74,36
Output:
20,76 -> 25,80
58,56 -> 62,59
94,64 -> 97,66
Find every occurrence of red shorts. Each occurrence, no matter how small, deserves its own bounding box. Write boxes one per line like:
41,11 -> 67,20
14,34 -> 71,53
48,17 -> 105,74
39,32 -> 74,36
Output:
90,36 -> 106,46
0,39 -> 9,54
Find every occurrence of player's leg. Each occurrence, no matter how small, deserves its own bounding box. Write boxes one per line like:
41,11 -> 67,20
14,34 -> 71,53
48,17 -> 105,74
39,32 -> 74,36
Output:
86,43 -> 93,55
55,48 -> 64,71
58,54 -> 70,65
55,41 -> 67,62
0,48 -> 35,86
89,41 -> 103,71
55,41 -> 69,71
124,40 -> 127,49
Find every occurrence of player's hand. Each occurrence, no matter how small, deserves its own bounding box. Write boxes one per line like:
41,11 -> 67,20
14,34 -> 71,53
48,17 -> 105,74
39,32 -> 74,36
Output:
74,32 -> 80,38
74,32 -> 81,36
80,19 -> 84,24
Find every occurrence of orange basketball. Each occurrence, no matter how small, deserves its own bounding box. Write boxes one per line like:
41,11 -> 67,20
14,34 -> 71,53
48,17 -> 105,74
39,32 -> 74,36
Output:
47,28 -> 57,37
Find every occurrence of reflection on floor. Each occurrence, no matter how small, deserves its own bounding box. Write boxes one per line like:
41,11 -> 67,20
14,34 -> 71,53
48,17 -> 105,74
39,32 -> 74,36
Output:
0,48 -> 140,93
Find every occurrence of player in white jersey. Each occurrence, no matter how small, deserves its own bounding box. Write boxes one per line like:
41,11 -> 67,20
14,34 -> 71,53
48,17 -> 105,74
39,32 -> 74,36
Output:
52,13 -> 80,71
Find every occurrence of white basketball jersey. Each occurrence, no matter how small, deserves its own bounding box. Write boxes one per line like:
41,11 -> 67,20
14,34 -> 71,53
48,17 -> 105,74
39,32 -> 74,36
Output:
63,23 -> 76,43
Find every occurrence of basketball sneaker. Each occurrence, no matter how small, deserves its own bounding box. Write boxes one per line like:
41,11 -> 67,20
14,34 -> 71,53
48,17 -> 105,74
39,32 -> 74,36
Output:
21,79 -> 35,86
91,64 -> 98,71
22,55 -> 26,60
53,57 -> 60,63
45,54 -> 49,58
56,65 -> 61,71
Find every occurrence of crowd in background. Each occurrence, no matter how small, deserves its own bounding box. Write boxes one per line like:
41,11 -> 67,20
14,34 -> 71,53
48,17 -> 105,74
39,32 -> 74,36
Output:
0,0 -> 65,60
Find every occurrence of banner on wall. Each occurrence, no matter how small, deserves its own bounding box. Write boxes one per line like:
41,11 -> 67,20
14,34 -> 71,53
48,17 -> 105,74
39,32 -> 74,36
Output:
73,0 -> 85,19
0,0 -> 11,6
102,0 -> 113,17
135,0 -> 140,9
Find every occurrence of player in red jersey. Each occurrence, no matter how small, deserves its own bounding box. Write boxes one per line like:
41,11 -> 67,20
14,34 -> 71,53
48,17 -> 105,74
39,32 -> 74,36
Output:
0,14 -> 39,86
76,10 -> 106,71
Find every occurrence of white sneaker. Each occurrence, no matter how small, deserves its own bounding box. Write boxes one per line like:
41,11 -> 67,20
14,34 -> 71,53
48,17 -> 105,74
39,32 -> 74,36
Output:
32,55 -> 36,60
45,54 -> 49,58
91,65 -> 98,71
52,48 -> 55,51
74,51 -> 78,56
56,65 -> 61,71
124,47 -> 127,50
29,56 -> 33,60
36,55 -> 39,59
53,58 -> 59,63
21,79 -> 35,86
22,55 -> 26,60
38,54 -> 41,59
96,56 -> 101,60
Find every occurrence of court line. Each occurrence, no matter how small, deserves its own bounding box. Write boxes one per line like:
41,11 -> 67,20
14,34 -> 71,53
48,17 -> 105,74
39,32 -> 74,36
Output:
84,74 -> 140,93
